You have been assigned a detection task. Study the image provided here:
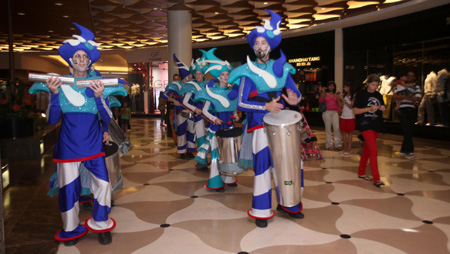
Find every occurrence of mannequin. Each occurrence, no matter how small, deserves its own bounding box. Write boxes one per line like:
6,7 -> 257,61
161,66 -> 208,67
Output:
436,69 -> 449,126
417,71 -> 437,126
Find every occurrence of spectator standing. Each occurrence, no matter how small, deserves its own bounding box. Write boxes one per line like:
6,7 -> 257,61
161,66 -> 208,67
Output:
120,101 -> 131,134
393,71 -> 421,159
158,92 -> 167,126
319,81 -> 342,150
339,82 -> 356,155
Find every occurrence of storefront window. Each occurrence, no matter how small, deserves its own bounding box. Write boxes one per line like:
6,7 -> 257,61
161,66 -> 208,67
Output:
344,5 -> 450,125
127,62 -> 168,115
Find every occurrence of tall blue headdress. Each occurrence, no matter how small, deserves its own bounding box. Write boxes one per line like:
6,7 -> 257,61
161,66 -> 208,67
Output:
247,9 -> 282,50
58,23 -> 100,68
203,48 -> 233,79
190,50 -> 209,75
173,54 -> 191,80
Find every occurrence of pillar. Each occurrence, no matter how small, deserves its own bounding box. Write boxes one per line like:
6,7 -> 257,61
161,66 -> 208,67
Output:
335,28 -> 344,92
168,10 -> 192,81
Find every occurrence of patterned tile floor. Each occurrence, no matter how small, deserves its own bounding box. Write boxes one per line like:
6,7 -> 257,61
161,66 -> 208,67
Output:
4,118 -> 450,254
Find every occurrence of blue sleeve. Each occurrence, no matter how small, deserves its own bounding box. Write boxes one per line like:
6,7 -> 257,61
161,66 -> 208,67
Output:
228,85 -> 239,100
237,77 -> 267,113
47,94 -> 62,125
285,75 -> 301,105
162,90 -> 172,100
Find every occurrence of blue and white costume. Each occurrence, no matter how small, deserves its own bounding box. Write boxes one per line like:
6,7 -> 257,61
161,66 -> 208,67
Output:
229,10 -> 303,220
195,48 -> 239,190
162,54 -> 196,154
29,23 -> 127,242
180,51 -> 210,166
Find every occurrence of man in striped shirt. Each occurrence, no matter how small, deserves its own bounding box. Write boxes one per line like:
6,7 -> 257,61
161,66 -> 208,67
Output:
393,71 -> 421,159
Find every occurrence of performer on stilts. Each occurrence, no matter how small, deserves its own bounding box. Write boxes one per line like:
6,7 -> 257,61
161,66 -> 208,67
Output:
228,9 -> 304,228
29,23 -> 128,245
163,54 -> 196,159
195,48 -> 240,192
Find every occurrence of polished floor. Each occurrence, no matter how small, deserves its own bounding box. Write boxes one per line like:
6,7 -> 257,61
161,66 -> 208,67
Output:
3,118 -> 450,254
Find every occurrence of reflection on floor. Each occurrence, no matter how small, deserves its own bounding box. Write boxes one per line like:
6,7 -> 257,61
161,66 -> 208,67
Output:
3,118 -> 450,254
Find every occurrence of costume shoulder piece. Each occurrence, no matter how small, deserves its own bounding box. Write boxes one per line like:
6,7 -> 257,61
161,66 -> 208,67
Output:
108,96 -> 121,108
196,86 -> 237,113
165,81 -> 183,94
180,80 -> 205,95
228,50 -> 295,94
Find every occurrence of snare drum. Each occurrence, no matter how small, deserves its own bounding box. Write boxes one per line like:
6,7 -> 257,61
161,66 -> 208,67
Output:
216,127 -> 246,176
263,110 -> 303,207
103,142 -> 123,196
181,109 -> 194,119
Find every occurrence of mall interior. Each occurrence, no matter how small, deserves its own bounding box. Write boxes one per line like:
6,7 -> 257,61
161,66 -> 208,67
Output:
1,0 -> 450,253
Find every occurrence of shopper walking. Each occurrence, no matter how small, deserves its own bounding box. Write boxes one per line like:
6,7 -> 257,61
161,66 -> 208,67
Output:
353,74 -> 386,187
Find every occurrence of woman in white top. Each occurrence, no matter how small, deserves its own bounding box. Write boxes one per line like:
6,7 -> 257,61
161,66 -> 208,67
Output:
339,82 -> 356,155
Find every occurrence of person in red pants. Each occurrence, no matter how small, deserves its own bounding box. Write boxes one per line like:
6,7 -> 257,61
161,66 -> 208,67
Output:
353,74 -> 386,187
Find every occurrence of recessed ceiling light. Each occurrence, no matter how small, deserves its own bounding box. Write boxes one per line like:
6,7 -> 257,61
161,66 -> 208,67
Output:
17,12 -> 25,15
70,28 -> 75,30
55,2 -> 63,6
48,30 -> 54,33
321,8 -> 326,10
214,12 -> 219,14
263,2 -> 268,4
62,15 -> 69,18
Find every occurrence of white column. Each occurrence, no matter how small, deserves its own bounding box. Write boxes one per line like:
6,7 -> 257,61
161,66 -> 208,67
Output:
334,28 -> 344,92
168,10 -> 192,81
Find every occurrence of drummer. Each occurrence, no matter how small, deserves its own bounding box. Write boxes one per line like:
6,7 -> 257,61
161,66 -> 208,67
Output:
228,9 -> 303,228
163,54 -> 197,159
195,48 -> 239,192
179,50 -> 210,167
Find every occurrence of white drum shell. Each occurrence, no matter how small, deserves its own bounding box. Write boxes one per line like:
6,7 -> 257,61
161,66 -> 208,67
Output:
263,110 -> 302,207
104,142 -> 122,196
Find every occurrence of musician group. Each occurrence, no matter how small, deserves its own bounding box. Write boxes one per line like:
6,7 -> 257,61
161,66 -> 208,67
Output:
30,8 -> 305,248
164,9 -> 305,228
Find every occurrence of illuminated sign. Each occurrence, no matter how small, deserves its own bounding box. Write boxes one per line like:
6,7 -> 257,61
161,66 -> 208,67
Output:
288,56 -> 321,67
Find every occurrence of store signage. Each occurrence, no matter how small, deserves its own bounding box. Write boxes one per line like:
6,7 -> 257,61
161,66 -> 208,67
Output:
127,47 -> 167,63
288,56 -> 321,67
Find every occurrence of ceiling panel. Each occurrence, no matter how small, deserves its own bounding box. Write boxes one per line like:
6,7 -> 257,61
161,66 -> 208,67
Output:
0,0 -> 411,52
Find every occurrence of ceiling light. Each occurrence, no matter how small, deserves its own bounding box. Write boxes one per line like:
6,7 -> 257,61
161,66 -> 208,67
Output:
48,30 -> 54,33
263,2 -> 268,4
214,12 -> 219,15
54,2 -> 63,6
195,38 -> 209,42
62,15 -> 69,18
321,8 -> 326,10
17,12 -> 25,15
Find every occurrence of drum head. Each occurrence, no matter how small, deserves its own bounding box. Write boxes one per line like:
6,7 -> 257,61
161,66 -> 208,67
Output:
103,142 -> 119,157
216,127 -> 243,137
263,110 -> 302,126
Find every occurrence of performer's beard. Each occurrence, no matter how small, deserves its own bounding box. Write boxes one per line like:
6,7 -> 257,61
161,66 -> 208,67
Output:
254,45 -> 270,62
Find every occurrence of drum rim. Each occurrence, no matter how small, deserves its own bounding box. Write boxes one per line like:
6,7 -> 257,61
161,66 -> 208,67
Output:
263,110 -> 302,126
